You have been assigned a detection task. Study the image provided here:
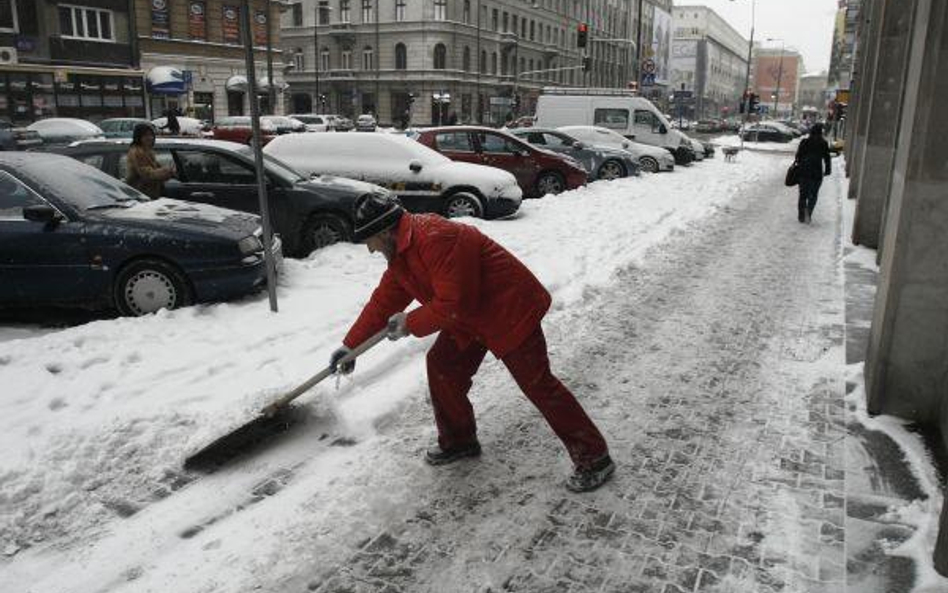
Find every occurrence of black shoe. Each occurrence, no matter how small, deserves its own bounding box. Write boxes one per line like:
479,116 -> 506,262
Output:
806,210 -> 813,224
566,455 -> 616,492
425,441 -> 481,466
798,212 -> 805,223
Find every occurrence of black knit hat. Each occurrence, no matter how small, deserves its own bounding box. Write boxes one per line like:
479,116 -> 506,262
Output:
810,123 -> 824,136
352,192 -> 405,242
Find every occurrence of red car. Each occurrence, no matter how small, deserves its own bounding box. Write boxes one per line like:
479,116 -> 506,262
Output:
212,116 -> 277,145
415,126 -> 587,198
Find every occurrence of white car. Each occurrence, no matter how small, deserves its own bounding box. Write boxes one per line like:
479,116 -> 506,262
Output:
264,133 -> 522,219
288,113 -> 331,132
152,116 -> 205,137
356,114 -> 377,132
27,118 -> 104,146
558,125 -> 676,173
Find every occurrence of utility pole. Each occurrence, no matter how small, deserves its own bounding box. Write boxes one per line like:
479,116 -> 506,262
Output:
737,0 -> 756,151
773,44 -> 785,116
314,3 -> 319,112
266,0 -> 275,114
634,0 -> 644,85
375,0 -> 380,120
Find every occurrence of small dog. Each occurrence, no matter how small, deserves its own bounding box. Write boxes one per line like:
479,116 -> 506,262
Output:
723,146 -> 740,162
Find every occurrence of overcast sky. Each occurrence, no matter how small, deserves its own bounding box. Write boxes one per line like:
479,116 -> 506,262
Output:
674,0 -> 839,74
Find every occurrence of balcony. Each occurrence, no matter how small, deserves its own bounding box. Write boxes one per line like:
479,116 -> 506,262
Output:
500,32 -> 518,49
327,69 -> 354,79
48,37 -> 133,68
328,23 -> 356,45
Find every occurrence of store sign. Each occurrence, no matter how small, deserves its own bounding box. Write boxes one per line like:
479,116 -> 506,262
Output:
222,5 -> 241,44
151,0 -> 170,39
188,1 -> 207,40
254,10 -> 268,46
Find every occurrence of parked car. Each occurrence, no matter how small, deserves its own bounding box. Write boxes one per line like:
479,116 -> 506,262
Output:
288,113 -> 331,132
741,123 -> 794,143
415,126 -> 587,198
262,115 -> 305,135
56,138 -> 376,255
507,115 -> 536,129
768,120 -> 803,138
356,114 -> 378,132
27,118 -> 104,147
99,118 -> 152,139
695,119 -> 723,134
0,120 -> 42,151
556,125 -> 676,173
264,132 -> 522,219
212,116 -> 278,145
685,137 -> 706,161
331,115 -> 354,132
0,152 -> 279,316
508,127 -> 641,180
152,116 -> 205,137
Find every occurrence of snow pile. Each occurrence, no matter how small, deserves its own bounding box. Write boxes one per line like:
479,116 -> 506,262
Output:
0,152 -> 775,587
714,134 -> 801,154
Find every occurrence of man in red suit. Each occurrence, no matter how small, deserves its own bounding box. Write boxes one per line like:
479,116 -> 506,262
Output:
331,193 -> 614,492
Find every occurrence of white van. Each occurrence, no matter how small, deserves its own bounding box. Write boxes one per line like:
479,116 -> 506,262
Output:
535,88 -> 696,165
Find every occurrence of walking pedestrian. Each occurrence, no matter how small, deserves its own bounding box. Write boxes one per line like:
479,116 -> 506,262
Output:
794,122 -> 832,223
331,194 -> 615,492
162,106 -> 181,136
125,123 -> 175,199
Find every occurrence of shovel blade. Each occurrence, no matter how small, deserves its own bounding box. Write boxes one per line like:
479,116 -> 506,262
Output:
183,405 -> 303,472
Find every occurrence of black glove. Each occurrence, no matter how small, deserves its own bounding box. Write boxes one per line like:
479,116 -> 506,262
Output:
329,346 -> 354,374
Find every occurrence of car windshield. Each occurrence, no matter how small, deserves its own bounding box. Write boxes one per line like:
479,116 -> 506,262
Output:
235,146 -> 306,183
20,157 -> 147,210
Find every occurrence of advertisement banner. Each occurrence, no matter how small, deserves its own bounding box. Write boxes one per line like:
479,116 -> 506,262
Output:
650,6 -> 672,86
188,1 -> 206,41
222,5 -> 241,44
151,0 -> 170,39
254,10 -> 268,46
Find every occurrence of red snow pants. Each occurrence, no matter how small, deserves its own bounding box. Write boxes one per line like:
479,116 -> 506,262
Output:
426,326 -> 609,468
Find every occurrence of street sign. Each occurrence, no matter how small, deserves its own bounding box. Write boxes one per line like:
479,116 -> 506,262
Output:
673,90 -> 693,99
642,73 -> 656,87
642,59 -> 656,74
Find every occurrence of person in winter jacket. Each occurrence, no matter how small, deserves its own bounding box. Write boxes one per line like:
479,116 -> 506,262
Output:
794,122 -> 832,223
125,123 -> 175,199
331,193 -> 615,492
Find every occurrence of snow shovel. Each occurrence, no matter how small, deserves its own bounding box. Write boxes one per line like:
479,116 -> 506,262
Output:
183,327 -> 389,471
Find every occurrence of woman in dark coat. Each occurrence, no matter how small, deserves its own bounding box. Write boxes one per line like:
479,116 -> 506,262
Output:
794,123 -> 832,223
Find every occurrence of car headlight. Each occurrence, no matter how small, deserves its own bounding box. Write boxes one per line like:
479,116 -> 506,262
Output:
238,234 -> 264,255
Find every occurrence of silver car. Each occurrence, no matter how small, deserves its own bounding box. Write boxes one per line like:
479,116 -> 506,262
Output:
510,127 -> 640,181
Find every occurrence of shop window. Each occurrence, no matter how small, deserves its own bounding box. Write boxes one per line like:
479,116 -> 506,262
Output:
193,92 -> 214,123
59,5 -> 114,41
227,91 -> 244,116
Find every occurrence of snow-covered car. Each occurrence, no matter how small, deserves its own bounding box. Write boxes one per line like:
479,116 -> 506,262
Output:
27,118 -> 104,147
686,137 -> 706,161
557,125 -> 676,173
97,118 -> 152,139
288,113 -> 331,132
264,132 -> 522,219
355,114 -> 377,132
152,116 -> 206,137
508,127 -> 643,180
0,152 -> 279,316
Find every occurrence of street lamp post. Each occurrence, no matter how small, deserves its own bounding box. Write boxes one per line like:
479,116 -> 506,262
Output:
732,0 -> 756,151
769,39 -> 786,117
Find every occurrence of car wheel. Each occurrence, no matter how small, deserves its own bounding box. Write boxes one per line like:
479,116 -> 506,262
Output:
302,213 -> 352,254
597,159 -> 626,180
114,258 -> 192,316
638,156 -> 660,173
443,192 -> 484,219
535,171 -> 565,196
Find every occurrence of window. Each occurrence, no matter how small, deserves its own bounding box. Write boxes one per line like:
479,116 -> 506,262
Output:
477,132 -> 518,154
433,44 -> 447,70
291,3 -> 303,26
435,132 -> 474,152
320,47 -> 330,71
59,5 -> 114,41
530,20 -> 535,41
395,43 -> 407,70
542,133 -> 571,147
0,171 -> 45,221
341,49 -> 352,69
594,108 -> 630,129
293,49 -> 304,72
491,52 -> 497,75
0,0 -> 16,32
396,0 -> 406,21
463,0 -> 470,24
502,11 -> 508,32
434,0 -> 446,21
118,150 -> 175,182
362,46 -> 373,70
175,151 -> 256,185
462,46 -> 470,72
318,1 -> 330,24
634,109 -> 662,131
491,8 -> 498,31
340,0 -> 350,23
362,0 -> 372,23
480,50 -> 486,74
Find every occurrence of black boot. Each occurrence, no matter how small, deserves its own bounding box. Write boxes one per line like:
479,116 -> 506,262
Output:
798,210 -> 806,223
425,441 -> 481,466
566,455 -> 616,492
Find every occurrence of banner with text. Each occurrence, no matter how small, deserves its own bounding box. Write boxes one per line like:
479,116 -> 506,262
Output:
151,0 -> 170,39
222,5 -> 241,44
188,1 -> 206,41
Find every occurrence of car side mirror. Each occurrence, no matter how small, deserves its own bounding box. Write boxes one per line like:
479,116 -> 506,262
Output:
23,204 -> 62,225
659,124 -> 668,134
409,160 -> 423,173
621,141 -> 630,149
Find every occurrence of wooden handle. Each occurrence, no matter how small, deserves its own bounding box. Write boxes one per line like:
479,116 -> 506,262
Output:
262,328 -> 389,414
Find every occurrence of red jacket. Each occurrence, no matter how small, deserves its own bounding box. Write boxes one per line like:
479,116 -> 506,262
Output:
344,213 -> 551,357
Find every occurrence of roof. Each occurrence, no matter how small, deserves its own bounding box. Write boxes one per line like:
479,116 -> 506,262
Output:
64,138 -> 247,151
0,152 -> 71,168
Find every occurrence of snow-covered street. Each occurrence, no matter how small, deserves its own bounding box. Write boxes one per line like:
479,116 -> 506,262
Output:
0,151 -> 941,592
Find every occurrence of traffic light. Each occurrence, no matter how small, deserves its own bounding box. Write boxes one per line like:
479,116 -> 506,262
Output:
577,23 -> 588,48
583,56 -> 592,72
739,90 -> 748,114
408,92 -> 415,105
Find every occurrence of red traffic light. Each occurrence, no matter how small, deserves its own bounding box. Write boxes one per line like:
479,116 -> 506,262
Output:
577,23 -> 588,48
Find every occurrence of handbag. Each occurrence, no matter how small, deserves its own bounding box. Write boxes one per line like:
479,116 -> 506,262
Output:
785,161 -> 800,187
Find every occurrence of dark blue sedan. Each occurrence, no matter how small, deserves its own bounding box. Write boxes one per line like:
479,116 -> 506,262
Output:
0,153 -> 280,316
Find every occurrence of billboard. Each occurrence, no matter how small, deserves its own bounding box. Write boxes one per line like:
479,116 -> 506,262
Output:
650,6 -> 672,85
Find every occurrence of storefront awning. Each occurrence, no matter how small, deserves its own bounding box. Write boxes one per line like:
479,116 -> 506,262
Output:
145,66 -> 186,95
225,75 -> 248,93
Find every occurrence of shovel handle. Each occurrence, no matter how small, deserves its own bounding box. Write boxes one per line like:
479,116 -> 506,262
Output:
262,327 -> 389,414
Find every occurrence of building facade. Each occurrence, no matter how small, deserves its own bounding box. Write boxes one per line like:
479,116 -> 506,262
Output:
0,0 -> 145,124
670,5 -> 748,120
633,0 -> 673,111
797,72 -> 828,115
134,0 -> 285,121
827,0 -> 860,93
752,46 -> 803,118
280,0 -> 634,127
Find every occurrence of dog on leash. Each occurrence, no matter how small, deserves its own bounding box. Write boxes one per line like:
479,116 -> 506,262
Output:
722,146 -> 740,162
